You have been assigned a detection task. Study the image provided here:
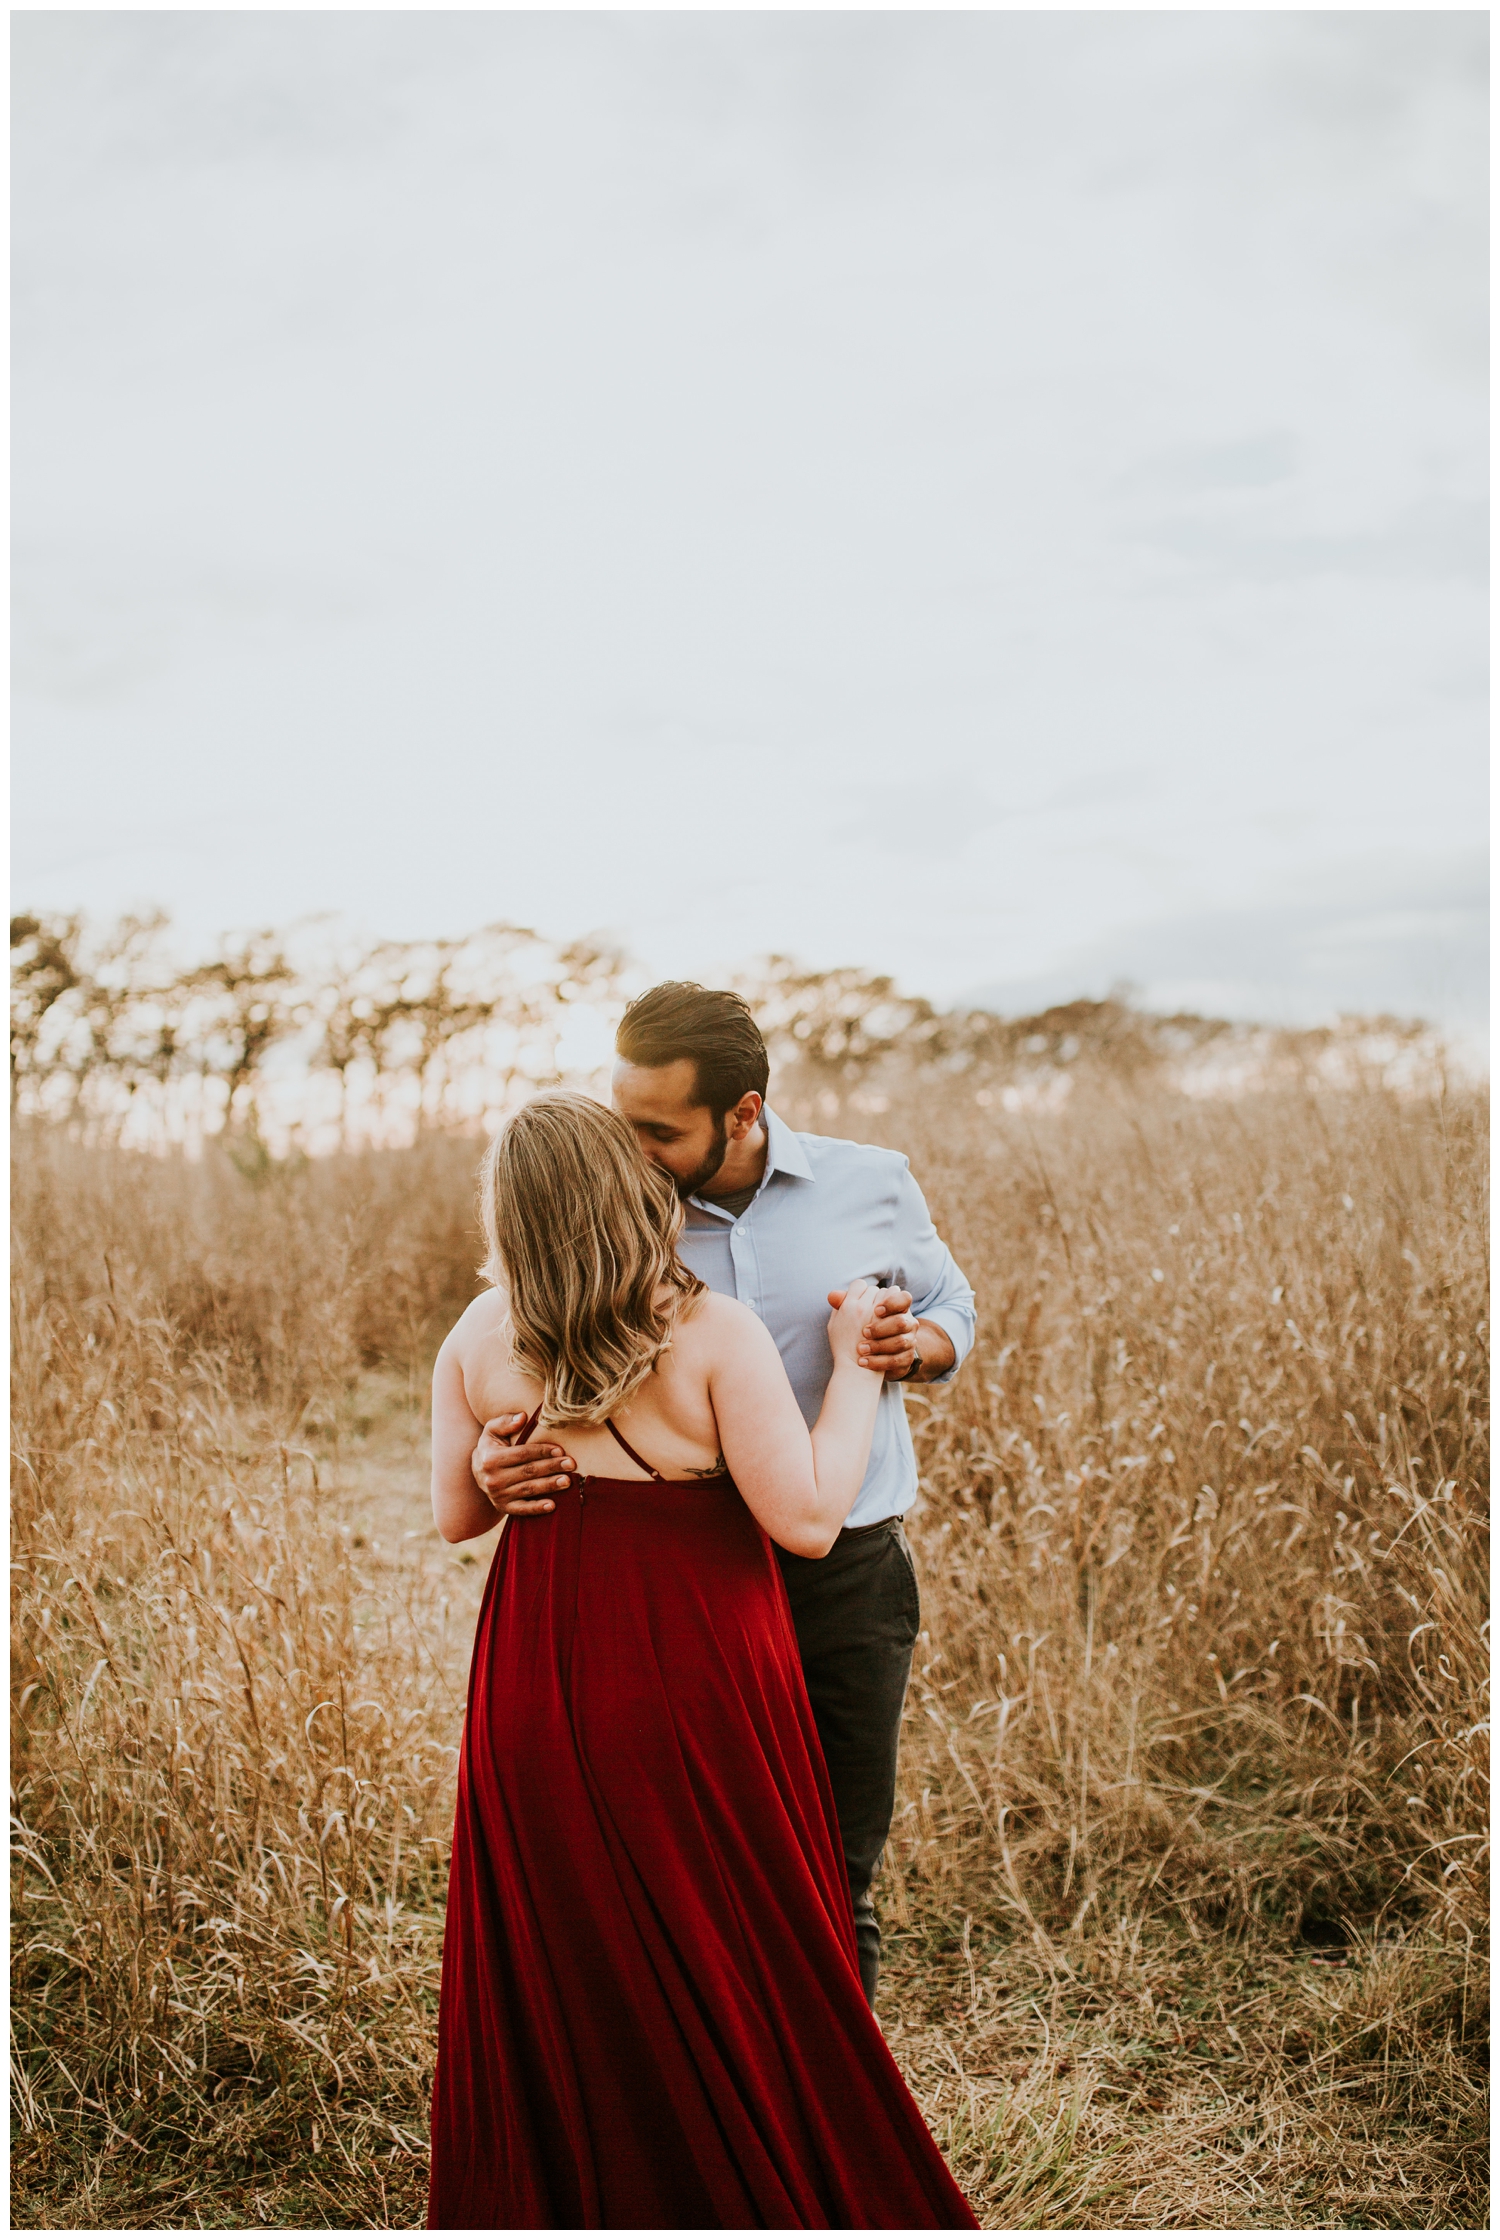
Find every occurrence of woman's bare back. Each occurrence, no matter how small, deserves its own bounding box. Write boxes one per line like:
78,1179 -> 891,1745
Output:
434,1275 -> 882,1557
451,1285 -> 734,1482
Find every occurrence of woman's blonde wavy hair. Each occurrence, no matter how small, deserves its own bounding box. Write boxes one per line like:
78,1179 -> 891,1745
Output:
479,1090 -> 705,1427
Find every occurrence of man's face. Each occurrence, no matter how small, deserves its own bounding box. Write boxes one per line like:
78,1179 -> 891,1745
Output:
611,1058 -> 731,1199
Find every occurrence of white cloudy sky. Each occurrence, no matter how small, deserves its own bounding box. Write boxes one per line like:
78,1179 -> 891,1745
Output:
13,11 -> 1487,1029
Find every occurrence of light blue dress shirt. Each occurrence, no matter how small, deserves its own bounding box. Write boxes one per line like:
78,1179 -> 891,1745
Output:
676,1109 -> 976,1529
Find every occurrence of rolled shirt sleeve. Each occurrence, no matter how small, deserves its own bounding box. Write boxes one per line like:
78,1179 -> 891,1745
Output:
894,1160 -> 975,1384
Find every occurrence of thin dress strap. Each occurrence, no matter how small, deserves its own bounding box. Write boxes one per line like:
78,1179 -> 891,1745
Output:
604,1420 -> 665,1482
513,1405 -> 544,1443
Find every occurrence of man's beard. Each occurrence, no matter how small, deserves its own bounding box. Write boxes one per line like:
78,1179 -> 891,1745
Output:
674,1115 -> 732,1201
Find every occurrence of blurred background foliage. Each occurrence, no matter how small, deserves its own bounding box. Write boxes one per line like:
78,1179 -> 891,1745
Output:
10,910 -> 1456,1154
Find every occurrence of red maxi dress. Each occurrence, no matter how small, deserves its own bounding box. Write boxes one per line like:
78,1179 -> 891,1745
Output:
427,1414 -> 977,2229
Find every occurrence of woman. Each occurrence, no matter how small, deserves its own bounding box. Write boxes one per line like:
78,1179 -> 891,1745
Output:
427,1091 -> 976,2229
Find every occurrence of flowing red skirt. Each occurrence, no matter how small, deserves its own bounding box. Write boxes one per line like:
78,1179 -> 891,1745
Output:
427,1471 -> 977,2229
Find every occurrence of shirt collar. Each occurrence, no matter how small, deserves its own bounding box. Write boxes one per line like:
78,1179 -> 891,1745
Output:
685,1107 -> 814,1223
763,1107 -> 815,1183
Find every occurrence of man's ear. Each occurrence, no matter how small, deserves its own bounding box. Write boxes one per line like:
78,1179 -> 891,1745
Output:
727,1091 -> 763,1142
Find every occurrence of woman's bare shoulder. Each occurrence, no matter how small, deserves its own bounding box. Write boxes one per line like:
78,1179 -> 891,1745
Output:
441,1286 -> 543,1423
440,1286 -> 511,1363
675,1287 -> 776,1358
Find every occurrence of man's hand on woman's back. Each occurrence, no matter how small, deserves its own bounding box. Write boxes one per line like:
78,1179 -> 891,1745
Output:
472,1417 -> 578,1517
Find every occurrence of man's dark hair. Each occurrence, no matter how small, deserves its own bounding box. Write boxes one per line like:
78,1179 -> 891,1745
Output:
616,983 -> 769,1117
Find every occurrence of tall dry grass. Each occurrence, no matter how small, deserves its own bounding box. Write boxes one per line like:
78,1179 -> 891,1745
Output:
860,1083 -> 1487,2225
11,1081 -> 1488,2228
12,1129 -> 486,2225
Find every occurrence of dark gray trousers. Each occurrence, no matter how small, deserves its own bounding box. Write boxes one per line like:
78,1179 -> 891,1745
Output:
774,1517 -> 921,2005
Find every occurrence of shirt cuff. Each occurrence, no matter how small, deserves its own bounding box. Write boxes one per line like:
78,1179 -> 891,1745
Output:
914,1305 -> 971,1384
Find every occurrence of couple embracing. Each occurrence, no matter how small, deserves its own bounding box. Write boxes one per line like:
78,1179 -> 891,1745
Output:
428,983 -> 980,2228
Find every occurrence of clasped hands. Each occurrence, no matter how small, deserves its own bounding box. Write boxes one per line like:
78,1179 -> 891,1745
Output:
469,1288 -> 932,1521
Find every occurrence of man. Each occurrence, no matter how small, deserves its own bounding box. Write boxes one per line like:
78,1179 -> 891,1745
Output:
470,983 -> 976,2003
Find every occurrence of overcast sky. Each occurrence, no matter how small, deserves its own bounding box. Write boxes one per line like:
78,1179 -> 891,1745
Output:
13,11 -> 1487,1031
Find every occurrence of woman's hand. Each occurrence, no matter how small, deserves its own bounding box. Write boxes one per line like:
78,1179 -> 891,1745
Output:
825,1278 -> 888,1374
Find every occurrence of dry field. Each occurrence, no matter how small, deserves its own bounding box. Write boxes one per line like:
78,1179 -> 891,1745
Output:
11,1079 -> 1488,2229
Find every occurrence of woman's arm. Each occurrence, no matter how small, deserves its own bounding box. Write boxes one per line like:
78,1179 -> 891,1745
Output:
707,1282 -> 887,1558
432,1332 -> 511,1544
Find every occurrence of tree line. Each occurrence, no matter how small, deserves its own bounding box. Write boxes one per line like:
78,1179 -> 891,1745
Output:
9,912 -> 630,1146
10,909 -> 1440,1150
